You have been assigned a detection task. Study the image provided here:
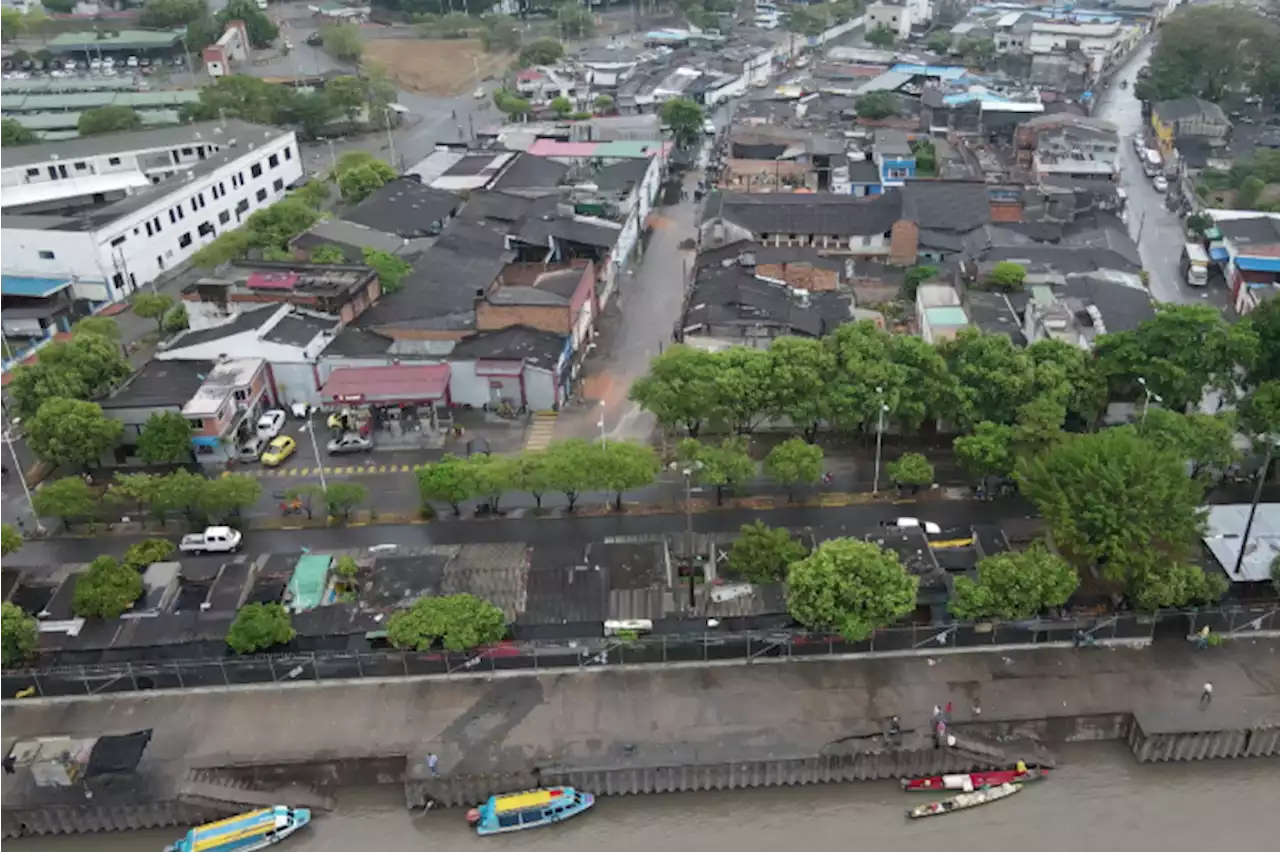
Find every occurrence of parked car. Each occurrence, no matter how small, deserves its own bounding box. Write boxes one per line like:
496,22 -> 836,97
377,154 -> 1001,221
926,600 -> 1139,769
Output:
261,435 -> 297,467
474,86 -> 486,99
887,517 -> 942,535
179,526 -> 242,554
305,31 -> 323,46
1152,175 -> 1169,193
237,437 -> 265,463
256,409 -> 286,440
327,433 -> 373,454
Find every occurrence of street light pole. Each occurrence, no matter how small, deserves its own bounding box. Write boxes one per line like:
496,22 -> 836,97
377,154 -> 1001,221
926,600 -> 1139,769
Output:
598,400 -> 607,445
1233,441 -> 1274,578
1137,377 -> 1161,423
304,419 -> 328,493
872,386 -> 887,495
1,411 -> 45,534
683,466 -> 695,610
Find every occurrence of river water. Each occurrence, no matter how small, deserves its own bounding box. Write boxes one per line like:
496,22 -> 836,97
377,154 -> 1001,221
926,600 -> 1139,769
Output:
12,744 -> 1276,851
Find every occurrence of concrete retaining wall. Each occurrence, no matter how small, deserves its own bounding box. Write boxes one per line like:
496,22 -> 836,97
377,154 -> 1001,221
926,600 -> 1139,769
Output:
1129,722 -> 1280,763
1,801 -> 227,838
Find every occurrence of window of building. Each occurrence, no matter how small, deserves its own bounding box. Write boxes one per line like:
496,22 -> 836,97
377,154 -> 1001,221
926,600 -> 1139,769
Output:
283,147 -> 292,161
38,250 -> 55,260
169,209 -> 177,224
234,388 -> 249,402
191,198 -> 199,213
74,162 -> 87,171
181,147 -> 193,156
250,163 -> 263,178
219,181 -> 226,194
179,232 -> 192,249
108,156 -> 121,166
110,235 -> 126,247
236,199 -> 249,214
861,235 -> 873,247
272,178 -> 284,192
231,174 -> 240,188
219,210 -> 231,225
145,221 -> 155,236
25,167 -> 39,177
198,192 -> 206,208
268,153 -> 280,168
188,418 -> 204,430
198,222 -> 214,237
153,217 -> 162,232
256,188 -> 268,202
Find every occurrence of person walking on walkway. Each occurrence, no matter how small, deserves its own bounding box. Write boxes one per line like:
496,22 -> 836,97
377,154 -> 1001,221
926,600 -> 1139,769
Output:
1200,682 -> 1213,707
427,752 -> 441,777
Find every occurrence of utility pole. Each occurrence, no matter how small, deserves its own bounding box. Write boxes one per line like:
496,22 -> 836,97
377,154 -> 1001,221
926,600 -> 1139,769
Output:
1233,442 -> 1274,578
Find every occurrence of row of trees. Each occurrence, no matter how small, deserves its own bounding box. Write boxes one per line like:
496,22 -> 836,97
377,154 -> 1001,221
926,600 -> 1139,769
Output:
33,469 -> 262,529
632,305 -> 1272,445
180,72 -> 395,139
1135,7 -> 1280,105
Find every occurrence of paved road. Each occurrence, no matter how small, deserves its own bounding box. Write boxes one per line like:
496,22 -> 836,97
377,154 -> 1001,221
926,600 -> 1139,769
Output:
1097,44 -> 1230,312
2,496 -> 1040,571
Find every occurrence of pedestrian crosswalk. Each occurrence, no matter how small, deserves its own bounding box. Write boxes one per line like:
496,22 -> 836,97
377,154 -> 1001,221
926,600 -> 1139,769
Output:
524,411 -> 558,452
225,463 -> 421,479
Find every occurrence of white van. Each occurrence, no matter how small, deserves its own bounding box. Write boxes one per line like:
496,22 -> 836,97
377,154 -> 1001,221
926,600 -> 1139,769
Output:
1181,242 -> 1210,287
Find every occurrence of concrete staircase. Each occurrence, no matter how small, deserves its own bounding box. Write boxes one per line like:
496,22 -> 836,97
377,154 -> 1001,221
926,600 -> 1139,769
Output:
178,769 -> 335,812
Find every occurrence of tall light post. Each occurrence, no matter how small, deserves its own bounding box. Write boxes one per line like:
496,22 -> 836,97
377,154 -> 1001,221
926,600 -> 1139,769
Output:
597,400 -> 607,445
872,386 -> 889,496
1137,377 -> 1162,423
670,460 -> 703,609
1233,441 -> 1275,578
303,417 -> 328,494
1,411 -> 45,534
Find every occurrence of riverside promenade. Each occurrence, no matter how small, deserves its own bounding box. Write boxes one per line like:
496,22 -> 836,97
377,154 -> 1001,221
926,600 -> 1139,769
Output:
5,641 -> 1279,778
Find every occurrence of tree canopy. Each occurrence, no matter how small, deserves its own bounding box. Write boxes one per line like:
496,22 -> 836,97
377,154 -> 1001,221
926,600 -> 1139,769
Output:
321,22 -> 363,61
660,97 -> 704,148
949,545 -> 1080,621
865,24 -> 897,47
26,399 -> 123,470
77,105 -> 143,137
136,411 -> 194,465
226,602 -> 296,654
763,438 -> 824,501
856,91 -> 897,120
1,118 -> 37,146
386,594 -> 507,651
787,538 -> 918,640
678,437 -> 756,504
73,556 -> 144,619
2,602 -> 39,668
1,523 -> 22,557
1134,7 -> 1280,104
726,521 -> 808,584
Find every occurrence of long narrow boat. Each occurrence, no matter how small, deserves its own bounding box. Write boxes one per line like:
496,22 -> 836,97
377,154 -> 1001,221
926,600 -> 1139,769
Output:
901,768 -> 1048,792
466,787 -> 595,835
907,782 -> 1022,819
164,806 -> 311,852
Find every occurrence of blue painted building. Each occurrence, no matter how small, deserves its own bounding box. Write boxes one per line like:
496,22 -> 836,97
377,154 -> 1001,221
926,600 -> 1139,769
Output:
873,129 -> 916,188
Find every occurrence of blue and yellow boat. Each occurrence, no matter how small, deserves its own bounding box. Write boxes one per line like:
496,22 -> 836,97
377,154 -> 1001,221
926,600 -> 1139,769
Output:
164,806 -> 311,852
465,787 -> 595,835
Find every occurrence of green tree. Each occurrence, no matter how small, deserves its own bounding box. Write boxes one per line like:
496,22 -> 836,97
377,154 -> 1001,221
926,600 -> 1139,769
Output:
1241,381 -> 1280,440
903,265 -> 939,300
541,439 -> 597,512
984,261 -> 1027,292
855,91 -> 897,120
242,198 -> 323,252
1016,427 -> 1209,602
226,602 -> 295,654
788,538 -> 918,640
926,31 -> 953,54
181,73 -> 290,124
479,14 -> 520,52
291,90 -> 338,137
152,469 -> 210,526
469,453 -> 515,512
1095,304 -> 1258,414
711,347 -> 774,433
1028,338 -> 1108,428
31,473 -> 94,527
1,523 -> 22,557
510,451 -> 554,510
940,329 -> 1038,429
1246,299 -> 1280,386
1236,175 -> 1265,209
362,248 -> 413,293
6,364 -> 87,424
517,37 -> 564,68
678,437 -> 756,505
1,7 -> 24,43
73,556 -> 144,619
123,539 -> 177,571
726,520 -> 807,584
325,75 -> 368,125
958,36 -> 996,69
416,455 -> 476,515
555,5 -> 594,39
2,601 -> 39,668
164,304 -> 190,335
26,398 -> 123,470
110,472 -> 160,517
136,411 -> 194,464
7,333 -> 132,420
386,594 -> 507,651
594,94 -> 615,114
764,438 -> 824,502
191,228 -> 252,268
199,474 -> 263,522
885,334 -> 961,434
337,160 -> 398,203
788,5 -> 830,37
320,481 -> 368,520
77,105 -> 143,137
949,544 -> 1080,621
630,345 -> 720,436
1138,409 -> 1240,478
660,97 -> 704,148
765,337 -> 835,442
1,118 -> 37,146
139,0 -> 206,28
886,452 -> 934,490
550,95 -> 573,117
953,421 -> 1015,488
215,0 -> 278,48
133,292 -> 175,335
321,22 -> 363,61
1011,396 -> 1067,458
596,441 -> 660,511
310,244 -> 347,264
1126,552 -> 1228,611
494,89 -> 531,118
71,316 -> 121,340
865,23 -> 897,47
1133,6 -> 1275,103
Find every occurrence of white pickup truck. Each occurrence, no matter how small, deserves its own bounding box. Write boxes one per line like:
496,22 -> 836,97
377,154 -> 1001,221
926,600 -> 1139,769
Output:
179,526 -> 243,555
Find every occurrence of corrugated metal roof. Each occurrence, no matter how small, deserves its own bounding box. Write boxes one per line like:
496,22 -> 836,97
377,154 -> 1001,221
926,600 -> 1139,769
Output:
1204,503 -> 1280,583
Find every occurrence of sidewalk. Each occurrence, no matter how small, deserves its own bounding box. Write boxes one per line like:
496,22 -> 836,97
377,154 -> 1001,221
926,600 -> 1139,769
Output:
4,641 -> 1275,777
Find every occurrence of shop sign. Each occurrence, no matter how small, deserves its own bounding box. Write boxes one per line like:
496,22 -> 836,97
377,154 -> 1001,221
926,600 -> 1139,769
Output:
334,393 -> 366,404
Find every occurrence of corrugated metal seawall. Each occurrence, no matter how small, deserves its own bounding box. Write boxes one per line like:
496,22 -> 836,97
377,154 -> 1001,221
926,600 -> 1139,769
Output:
1128,722 -> 1280,763
0,801 -> 228,839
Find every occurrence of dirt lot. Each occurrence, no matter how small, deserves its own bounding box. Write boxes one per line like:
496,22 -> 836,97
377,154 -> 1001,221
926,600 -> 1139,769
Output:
363,38 -> 511,96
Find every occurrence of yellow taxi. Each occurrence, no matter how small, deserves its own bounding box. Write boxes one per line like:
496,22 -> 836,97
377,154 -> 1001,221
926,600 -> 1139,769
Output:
260,435 -> 297,467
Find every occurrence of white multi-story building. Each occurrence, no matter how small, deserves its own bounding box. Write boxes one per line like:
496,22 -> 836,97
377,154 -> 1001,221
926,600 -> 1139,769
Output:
1,121 -> 302,305
866,3 -> 915,40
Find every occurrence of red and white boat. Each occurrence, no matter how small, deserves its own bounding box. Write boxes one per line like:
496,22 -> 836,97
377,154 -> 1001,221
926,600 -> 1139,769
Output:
901,768 -> 1048,792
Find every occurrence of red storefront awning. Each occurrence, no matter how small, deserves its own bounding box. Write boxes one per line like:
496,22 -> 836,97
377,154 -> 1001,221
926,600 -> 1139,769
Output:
320,364 -> 451,405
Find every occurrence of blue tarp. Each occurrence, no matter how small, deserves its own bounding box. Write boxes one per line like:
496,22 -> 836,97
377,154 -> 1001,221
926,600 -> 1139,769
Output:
0,275 -> 73,297
1210,246 -> 1230,261
1235,256 -> 1280,273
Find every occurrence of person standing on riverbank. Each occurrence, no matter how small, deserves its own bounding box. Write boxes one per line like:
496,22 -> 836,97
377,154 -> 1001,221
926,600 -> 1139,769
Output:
427,753 -> 441,777
1201,683 -> 1213,707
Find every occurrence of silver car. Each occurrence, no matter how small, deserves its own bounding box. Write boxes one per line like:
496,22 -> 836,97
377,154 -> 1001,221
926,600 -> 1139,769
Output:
327,433 -> 373,454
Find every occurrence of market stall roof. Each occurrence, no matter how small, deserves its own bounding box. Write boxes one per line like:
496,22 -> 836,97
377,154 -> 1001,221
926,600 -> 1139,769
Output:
320,363 -> 451,405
